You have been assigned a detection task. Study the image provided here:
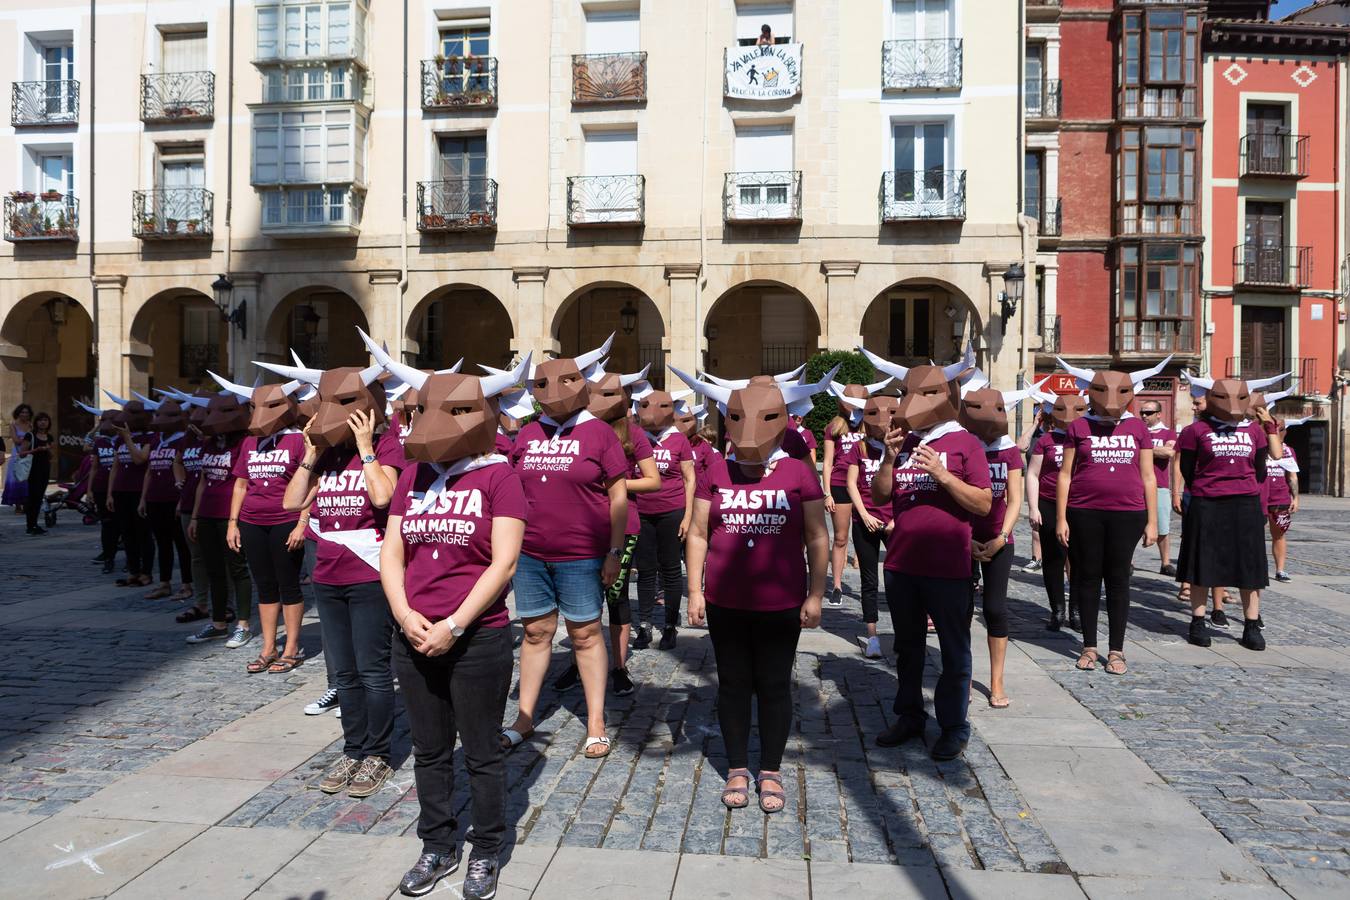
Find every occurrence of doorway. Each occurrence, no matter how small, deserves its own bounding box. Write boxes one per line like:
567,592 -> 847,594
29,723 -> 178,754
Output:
1239,305 -> 1285,380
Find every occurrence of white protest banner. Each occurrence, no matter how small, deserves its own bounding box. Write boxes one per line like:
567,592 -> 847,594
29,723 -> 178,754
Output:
724,43 -> 802,100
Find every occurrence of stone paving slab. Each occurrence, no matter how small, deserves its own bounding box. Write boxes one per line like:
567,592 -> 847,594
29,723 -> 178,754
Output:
808,859 -> 947,898
62,773 -> 273,825
943,869 -> 1088,899
107,824 -> 318,899
249,831 -> 422,900
1077,875 -> 1290,899
669,853 -> 809,899
533,845 -> 679,895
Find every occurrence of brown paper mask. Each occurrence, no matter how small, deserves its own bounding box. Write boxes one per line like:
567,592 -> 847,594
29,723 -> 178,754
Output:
97,410 -> 124,436
306,368 -> 388,448
532,358 -> 591,421
959,388 -> 1009,445
1049,394 -> 1087,431
587,374 -> 630,423
202,393 -> 251,436
859,345 -> 975,433
861,396 -> 899,441
105,391 -> 152,432
1057,356 -> 1172,419
1181,370 -> 1290,424
636,390 -> 677,432
148,398 -> 188,434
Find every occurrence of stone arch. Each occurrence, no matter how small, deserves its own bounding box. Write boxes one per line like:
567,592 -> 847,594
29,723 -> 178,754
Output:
703,280 -> 822,379
263,286 -> 372,369
860,277 -> 983,368
406,284 -> 515,371
552,281 -> 666,388
126,288 -> 226,390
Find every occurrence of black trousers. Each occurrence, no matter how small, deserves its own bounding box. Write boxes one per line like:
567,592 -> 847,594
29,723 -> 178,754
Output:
1038,498 -> 1069,612
886,570 -> 973,742
314,581 -> 394,760
706,603 -> 801,771
23,469 -> 48,530
393,625 -> 512,858
238,520 -> 305,605
1066,507 -> 1146,652
852,520 -> 885,624
146,500 -> 191,584
637,510 -> 684,628
197,516 -> 252,622
112,490 -> 153,577
975,542 -> 1014,639
93,491 -> 119,561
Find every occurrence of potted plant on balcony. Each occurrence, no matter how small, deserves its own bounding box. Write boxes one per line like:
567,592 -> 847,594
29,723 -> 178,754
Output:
166,218 -> 179,234
40,190 -> 63,202
55,211 -> 70,235
9,191 -> 34,203
142,214 -> 158,233
186,218 -> 200,234
468,211 -> 483,226
421,212 -> 445,229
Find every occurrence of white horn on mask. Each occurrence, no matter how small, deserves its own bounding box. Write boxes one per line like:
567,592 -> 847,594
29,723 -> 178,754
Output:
701,372 -> 751,390
781,364 -> 842,417
829,382 -> 867,410
131,391 -> 163,411
206,371 -> 256,401
75,399 -> 104,416
359,328 -> 429,392
485,354 -> 537,420
480,352 -> 532,399
103,389 -> 131,407
1055,357 -> 1097,390
573,332 -> 615,373
670,366 -> 734,411
1129,353 -> 1173,387
1247,371 -> 1292,392
957,366 -> 991,399
942,343 -> 978,383
1283,415 -> 1313,428
620,363 -> 651,388
254,360 -> 325,385
1262,388 -> 1292,408
857,347 -> 910,381
1001,377 -> 1051,407
1181,369 -> 1214,399
774,363 -> 807,384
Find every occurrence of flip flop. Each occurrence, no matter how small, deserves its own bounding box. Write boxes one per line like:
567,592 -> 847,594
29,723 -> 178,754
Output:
267,652 -> 306,674
246,652 -> 279,674
500,728 -> 532,752
989,696 -> 1011,709
583,735 -> 611,759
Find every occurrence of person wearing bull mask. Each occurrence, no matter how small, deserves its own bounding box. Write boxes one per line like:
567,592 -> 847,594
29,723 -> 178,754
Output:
860,346 -> 991,761
703,365 -> 815,462
160,389 -> 214,621
185,391 -> 253,644
1265,414 -> 1307,584
503,337 -> 629,760
823,377 -> 891,607
134,393 -> 194,602
958,373 -> 1045,709
211,370 -> 320,670
1054,357 -> 1169,675
103,392 -> 156,588
676,398 -> 721,478
838,391 -> 899,660
1025,391 -> 1086,631
1174,371 -> 1287,651
674,364 -> 835,813
78,402 -> 122,574
371,350 -> 534,900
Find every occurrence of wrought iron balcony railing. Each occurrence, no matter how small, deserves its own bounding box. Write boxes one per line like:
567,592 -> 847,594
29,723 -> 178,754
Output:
572,52 -> 647,104
723,171 -> 802,224
140,71 -> 215,123
567,174 -> 644,226
420,57 -> 497,110
4,194 -> 79,241
260,185 -> 362,236
1239,133 -> 1309,179
1039,315 -> 1062,354
133,189 -> 213,240
1225,357 -> 1316,396
1118,85 -> 1199,119
11,80 -> 79,126
879,170 -> 966,221
638,343 -> 665,390
179,343 -> 221,379
1116,319 -> 1197,355
882,39 -> 963,90
1033,197 -> 1062,237
1027,78 -> 1061,118
763,344 -> 808,374
1233,245 -> 1312,289
1117,201 -> 1199,237
416,177 -> 498,231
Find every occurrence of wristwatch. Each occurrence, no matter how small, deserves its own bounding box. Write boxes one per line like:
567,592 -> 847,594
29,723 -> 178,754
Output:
607,546 -> 625,560
361,453 -> 377,465
445,615 -> 465,638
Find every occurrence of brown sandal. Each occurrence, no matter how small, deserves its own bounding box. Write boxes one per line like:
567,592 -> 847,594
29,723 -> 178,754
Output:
246,652 -> 279,674
1075,649 -> 1099,671
757,772 -> 786,814
267,652 -> 306,674
144,584 -> 172,600
721,768 -> 751,809
1105,652 -> 1127,676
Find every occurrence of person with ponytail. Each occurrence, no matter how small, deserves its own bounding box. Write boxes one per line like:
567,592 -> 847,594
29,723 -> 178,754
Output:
821,379 -> 889,606
1025,392 -> 1085,631
841,393 -> 898,659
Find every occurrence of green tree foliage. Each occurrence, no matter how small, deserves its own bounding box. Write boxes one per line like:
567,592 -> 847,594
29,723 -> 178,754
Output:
800,350 -> 880,442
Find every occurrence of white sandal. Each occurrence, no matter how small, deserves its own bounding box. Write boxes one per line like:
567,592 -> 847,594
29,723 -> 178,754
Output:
583,735 -> 611,759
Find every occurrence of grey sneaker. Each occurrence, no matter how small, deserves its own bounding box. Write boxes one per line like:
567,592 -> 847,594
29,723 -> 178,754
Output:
348,756 -> 393,798
462,854 -> 499,900
1022,559 -> 1043,573
224,625 -> 254,649
185,623 -> 228,644
398,848 -> 460,897
318,755 -> 361,794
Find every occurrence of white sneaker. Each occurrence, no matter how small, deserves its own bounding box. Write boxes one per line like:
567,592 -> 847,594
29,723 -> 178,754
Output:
224,626 -> 254,649
305,688 -> 339,716
864,635 -> 882,659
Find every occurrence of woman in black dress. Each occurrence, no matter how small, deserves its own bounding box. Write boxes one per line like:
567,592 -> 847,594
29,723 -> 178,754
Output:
22,412 -> 54,535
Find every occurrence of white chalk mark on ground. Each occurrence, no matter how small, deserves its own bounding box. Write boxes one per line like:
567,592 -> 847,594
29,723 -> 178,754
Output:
46,831 -> 148,875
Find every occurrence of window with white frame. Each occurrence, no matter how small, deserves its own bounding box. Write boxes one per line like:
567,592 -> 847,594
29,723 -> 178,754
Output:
584,128 -> 638,177
161,29 -> 207,72
585,8 -> 640,53
30,150 -> 74,195
731,124 -> 794,214
892,0 -> 951,41
256,0 -> 365,61
252,108 -> 364,184
262,64 -> 358,102
735,2 -> 792,45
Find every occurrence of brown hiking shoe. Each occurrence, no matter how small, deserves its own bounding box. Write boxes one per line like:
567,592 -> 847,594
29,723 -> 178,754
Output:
347,756 -> 393,798
318,756 -> 361,794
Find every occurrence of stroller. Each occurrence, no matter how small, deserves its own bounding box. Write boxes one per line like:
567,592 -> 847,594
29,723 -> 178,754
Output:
42,455 -> 97,528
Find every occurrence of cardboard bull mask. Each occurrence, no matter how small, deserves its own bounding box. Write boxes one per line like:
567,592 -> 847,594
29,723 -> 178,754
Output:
201,391 -> 251,436
1056,356 -> 1173,419
104,391 -> 153,432
672,364 -> 840,464
530,334 -> 613,421
210,370 -> 307,438
958,378 -> 1046,446
636,390 -> 679,432
829,377 -> 893,430
1047,393 -> 1087,431
701,364 -> 806,390
858,344 -> 976,433
674,398 -> 707,439
1183,370 -> 1290,424
138,392 -> 188,434
859,396 -> 899,442
254,357 -> 386,449
585,360 -> 650,424
363,332 -> 534,463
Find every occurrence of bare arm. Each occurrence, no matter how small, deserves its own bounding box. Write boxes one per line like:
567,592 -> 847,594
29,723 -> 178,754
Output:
1055,445 -> 1075,546
603,476 -> 628,587
1025,452 -> 1043,519
625,456 -> 660,494
678,458 -> 696,537
1140,449 -> 1158,546
685,497 -> 711,625
821,436 -> 835,493
1151,439 -> 1176,461
801,498 -> 828,628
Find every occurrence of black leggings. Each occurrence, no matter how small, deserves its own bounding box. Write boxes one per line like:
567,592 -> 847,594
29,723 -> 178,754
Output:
975,541 -> 1014,639
239,520 -> 305,605
604,533 -> 638,626
1038,498 -> 1069,612
852,520 -> 884,624
196,516 -> 252,622
706,603 -> 801,771
637,510 -> 684,628
24,473 -> 47,531
146,500 -> 191,584
112,490 -> 153,577
1066,507 -> 1146,652
93,491 -> 118,561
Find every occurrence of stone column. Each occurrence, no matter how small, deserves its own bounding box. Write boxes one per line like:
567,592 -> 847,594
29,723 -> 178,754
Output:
92,274 -> 127,397
512,267 -> 551,360
821,260 -> 861,352
122,340 -> 152,397
0,343 -> 27,422
367,269 -> 403,360
665,264 -> 701,379
228,272 -> 266,371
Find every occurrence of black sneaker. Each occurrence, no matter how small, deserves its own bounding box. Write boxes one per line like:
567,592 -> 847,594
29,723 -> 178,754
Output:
1046,602 -> 1063,632
632,625 -> 652,650
1211,608 -> 1230,628
185,623 -> 229,644
1240,619 -> 1266,652
1253,616 -> 1264,630
1160,564 -> 1177,577
462,854 -> 499,900
552,664 -> 580,692
875,719 -> 924,748
1275,571 -> 1292,583
1187,615 -> 1211,648
1067,603 -> 1081,631
398,848 -> 460,897
827,587 -> 843,607
612,667 -> 635,696
930,730 -> 969,762
91,552 -> 111,563
658,626 -> 677,650
102,559 -> 115,575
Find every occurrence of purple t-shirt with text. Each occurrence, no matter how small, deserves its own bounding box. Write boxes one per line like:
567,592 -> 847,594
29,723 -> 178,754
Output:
178,435 -> 204,513
1065,416 -> 1151,512
111,433 -> 154,493
636,429 -> 692,516
622,423 -> 654,534
1264,445 -> 1297,508
144,433 -> 187,504
1032,431 -> 1068,501
310,438 -> 408,586
885,428 -> 992,580
976,445 -> 1024,543
1147,424 -> 1176,490
196,436 -> 244,519
841,439 -> 892,525
232,431 -> 306,525
92,436 -> 116,493
828,427 -> 866,487
1178,418 -> 1269,499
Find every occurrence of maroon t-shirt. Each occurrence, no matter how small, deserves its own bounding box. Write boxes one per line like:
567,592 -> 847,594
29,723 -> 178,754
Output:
696,455 -> 824,612
1147,424 -> 1176,491
636,428 -> 692,516
885,427 -> 992,580
495,431 -> 514,455
178,436 -> 204,513
1264,445 -> 1297,508
232,431 -> 305,526
111,433 -> 154,493
1032,430 -> 1069,501
144,433 -> 188,504
390,461 -> 528,627
690,439 -> 719,478
976,444 -> 1024,543
1065,416 -> 1151,512
841,439 -> 892,525
196,436 -> 244,519
828,427 -> 866,487
780,427 -> 813,461
621,424 -> 654,534
310,438 -> 408,586
92,436 -> 116,493
1178,418 -> 1269,499
511,415 -> 629,560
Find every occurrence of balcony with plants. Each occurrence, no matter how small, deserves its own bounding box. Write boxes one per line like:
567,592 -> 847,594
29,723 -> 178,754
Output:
421,56 -> 497,110
133,188 -> 213,240
141,71 -> 215,123
5,192 -> 79,241
416,177 -> 498,232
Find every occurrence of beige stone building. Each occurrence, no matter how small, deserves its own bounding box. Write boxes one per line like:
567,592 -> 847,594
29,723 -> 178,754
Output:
1,0 -> 1032,475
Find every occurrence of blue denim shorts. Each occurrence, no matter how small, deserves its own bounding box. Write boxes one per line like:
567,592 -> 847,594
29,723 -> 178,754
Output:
513,553 -> 605,623
1156,488 -> 1173,537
